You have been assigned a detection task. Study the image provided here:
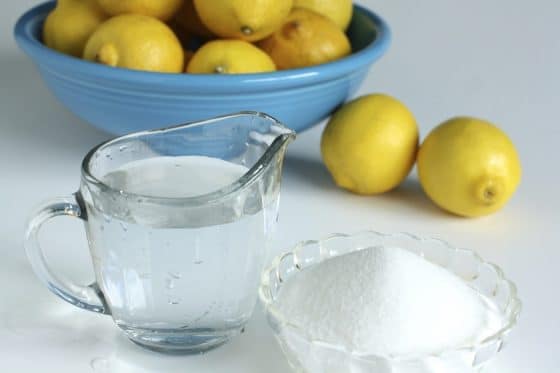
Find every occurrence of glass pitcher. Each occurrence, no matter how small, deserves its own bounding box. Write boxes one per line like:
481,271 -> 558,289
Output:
24,112 -> 295,353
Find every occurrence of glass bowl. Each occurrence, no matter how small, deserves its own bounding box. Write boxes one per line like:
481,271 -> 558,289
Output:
259,231 -> 521,373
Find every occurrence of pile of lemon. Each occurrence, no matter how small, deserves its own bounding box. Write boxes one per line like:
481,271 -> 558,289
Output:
321,94 -> 522,217
43,0 -> 354,74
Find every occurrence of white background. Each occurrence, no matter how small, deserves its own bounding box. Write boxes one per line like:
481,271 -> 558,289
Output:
1,0 -> 558,372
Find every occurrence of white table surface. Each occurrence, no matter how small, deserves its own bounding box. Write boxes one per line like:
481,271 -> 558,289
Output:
1,0 -> 558,371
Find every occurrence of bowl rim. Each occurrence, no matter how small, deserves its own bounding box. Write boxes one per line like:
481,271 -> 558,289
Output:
13,1 -> 391,90
259,231 -> 522,364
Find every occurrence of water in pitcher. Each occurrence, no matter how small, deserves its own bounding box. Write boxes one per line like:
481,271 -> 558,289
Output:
85,156 -> 274,342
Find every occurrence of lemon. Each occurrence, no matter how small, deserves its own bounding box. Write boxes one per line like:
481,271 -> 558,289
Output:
84,14 -> 184,73
294,0 -> 353,30
418,117 -> 521,217
43,0 -> 108,57
96,0 -> 183,21
174,0 -> 214,39
321,94 -> 419,194
187,40 -> 276,74
258,8 -> 351,69
193,0 -> 293,42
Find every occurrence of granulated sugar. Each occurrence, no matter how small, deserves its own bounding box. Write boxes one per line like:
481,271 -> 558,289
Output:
277,246 -> 503,356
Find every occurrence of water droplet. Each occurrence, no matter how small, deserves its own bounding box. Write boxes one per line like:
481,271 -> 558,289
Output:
168,296 -> 181,305
194,260 -> 203,265
119,145 -> 128,152
136,198 -> 143,203
119,190 -> 125,196
90,357 -> 110,372
119,221 -> 128,231
165,271 -> 181,290
103,214 -> 112,223
168,272 -> 182,279
174,163 -> 181,168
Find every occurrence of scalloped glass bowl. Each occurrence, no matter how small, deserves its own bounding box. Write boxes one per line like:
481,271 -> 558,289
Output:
259,232 -> 521,373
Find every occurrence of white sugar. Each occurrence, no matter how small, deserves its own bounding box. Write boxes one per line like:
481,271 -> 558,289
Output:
277,246 -> 503,356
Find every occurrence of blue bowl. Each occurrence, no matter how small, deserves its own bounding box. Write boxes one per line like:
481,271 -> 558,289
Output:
14,2 -> 390,135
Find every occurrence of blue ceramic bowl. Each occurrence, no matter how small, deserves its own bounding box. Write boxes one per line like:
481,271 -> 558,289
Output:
14,1 -> 390,135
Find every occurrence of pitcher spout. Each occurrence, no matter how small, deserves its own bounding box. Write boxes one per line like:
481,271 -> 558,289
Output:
246,111 -> 296,177
82,111 -> 296,210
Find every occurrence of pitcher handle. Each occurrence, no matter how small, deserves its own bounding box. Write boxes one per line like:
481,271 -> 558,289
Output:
24,192 -> 109,315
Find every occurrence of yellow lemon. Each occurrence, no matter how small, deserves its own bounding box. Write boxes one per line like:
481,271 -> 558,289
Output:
174,0 -> 215,39
84,14 -> 184,73
96,0 -> 183,21
43,0 -> 108,57
294,0 -> 353,30
418,117 -> 521,217
321,94 -> 419,194
258,8 -> 351,69
187,40 -> 276,74
193,0 -> 293,42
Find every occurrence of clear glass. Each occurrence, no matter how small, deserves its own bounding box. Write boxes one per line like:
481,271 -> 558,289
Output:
259,231 -> 521,373
24,112 -> 295,353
